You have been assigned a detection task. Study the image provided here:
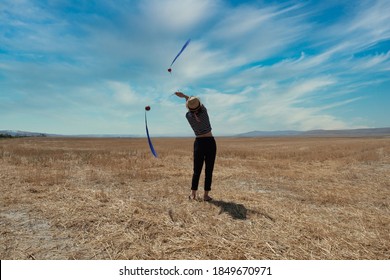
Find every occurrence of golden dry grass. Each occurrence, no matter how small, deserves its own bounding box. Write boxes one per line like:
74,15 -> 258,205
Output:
0,136 -> 389,260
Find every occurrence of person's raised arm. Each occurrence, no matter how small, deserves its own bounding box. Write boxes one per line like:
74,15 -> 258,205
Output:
174,91 -> 189,101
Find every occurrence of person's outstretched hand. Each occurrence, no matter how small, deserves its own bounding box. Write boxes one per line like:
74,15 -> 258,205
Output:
175,91 -> 185,98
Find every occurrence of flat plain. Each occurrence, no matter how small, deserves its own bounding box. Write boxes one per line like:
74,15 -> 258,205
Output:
1,136 -> 389,259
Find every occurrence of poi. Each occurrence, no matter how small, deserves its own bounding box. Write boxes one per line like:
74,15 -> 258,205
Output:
168,39 -> 191,73
145,107 -> 157,158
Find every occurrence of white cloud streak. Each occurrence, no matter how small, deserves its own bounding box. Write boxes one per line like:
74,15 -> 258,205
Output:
1,0 -> 389,134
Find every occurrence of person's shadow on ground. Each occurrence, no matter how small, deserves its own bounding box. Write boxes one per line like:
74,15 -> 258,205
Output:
207,200 -> 247,219
206,199 -> 275,221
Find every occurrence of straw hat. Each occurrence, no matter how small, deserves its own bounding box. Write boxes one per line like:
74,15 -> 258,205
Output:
186,96 -> 202,112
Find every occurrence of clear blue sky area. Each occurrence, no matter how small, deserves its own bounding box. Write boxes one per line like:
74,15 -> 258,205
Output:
1,0 -> 389,136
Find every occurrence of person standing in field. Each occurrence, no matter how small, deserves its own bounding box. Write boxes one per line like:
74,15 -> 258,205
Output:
175,92 -> 217,201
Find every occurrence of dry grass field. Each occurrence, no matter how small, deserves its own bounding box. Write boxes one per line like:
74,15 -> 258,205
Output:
0,136 -> 389,260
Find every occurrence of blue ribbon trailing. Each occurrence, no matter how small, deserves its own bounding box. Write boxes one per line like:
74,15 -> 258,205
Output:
168,39 -> 191,71
145,111 -> 158,158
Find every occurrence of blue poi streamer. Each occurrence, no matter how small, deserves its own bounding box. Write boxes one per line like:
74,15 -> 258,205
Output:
145,111 -> 158,158
168,39 -> 191,72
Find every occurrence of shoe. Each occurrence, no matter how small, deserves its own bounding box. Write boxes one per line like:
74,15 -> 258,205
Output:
203,196 -> 213,201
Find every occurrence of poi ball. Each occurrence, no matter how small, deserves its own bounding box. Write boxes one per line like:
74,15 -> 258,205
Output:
145,106 -> 151,111
168,68 -> 172,73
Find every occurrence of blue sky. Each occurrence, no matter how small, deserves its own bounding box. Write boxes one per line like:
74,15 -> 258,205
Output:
1,0 -> 389,136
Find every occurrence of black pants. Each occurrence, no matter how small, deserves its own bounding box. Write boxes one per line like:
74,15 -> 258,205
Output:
192,137 -> 217,191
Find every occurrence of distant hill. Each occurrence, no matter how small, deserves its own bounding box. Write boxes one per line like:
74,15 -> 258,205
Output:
2,127 -> 390,138
236,130 -> 301,137
0,130 -> 139,138
236,127 -> 390,137
0,130 -> 47,137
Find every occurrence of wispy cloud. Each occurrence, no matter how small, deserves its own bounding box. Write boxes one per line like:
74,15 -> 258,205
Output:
1,0 -> 389,135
